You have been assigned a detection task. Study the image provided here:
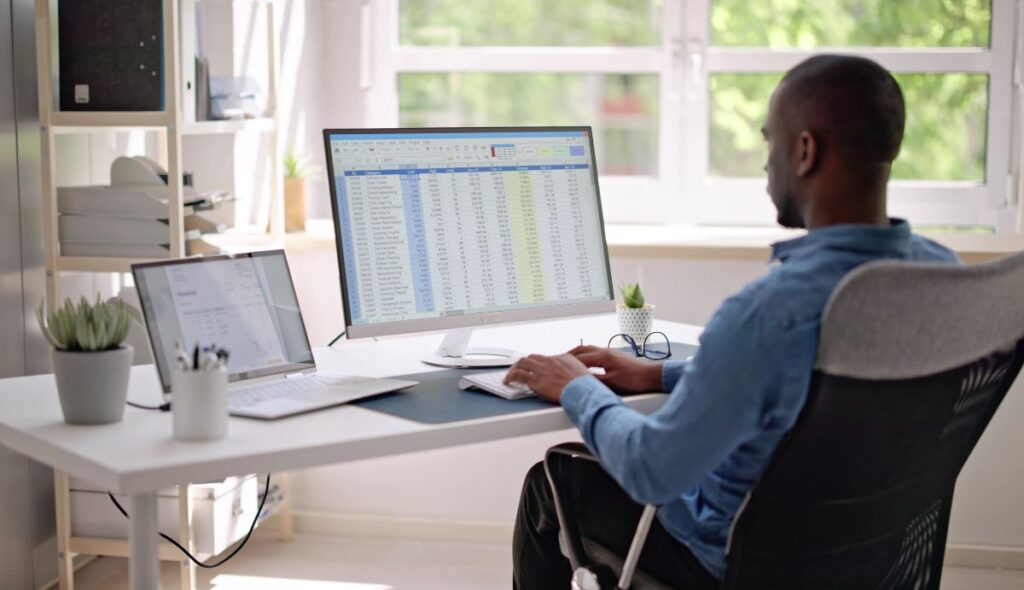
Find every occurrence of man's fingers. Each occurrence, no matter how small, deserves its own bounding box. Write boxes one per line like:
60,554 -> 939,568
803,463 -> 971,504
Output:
568,345 -> 602,356
504,366 -> 531,385
513,355 -> 544,373
505,356 -> 546,384
574,350 -> 610,367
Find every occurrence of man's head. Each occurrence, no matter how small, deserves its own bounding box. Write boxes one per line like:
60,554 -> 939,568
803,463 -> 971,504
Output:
763,55 -> 905,229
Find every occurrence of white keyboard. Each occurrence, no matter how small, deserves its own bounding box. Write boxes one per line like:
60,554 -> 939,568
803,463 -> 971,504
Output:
459,370 -> 535,400
229,374 -> 366,408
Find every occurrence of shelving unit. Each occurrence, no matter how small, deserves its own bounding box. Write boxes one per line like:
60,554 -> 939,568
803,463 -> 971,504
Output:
35,0 -> 285,305
33,1 -> 290,588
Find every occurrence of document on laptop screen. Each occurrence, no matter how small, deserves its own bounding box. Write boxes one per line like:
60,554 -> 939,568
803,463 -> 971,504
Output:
167,258 -> 287,373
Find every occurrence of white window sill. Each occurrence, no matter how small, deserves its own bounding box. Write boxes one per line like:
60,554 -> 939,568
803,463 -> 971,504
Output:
278,219 -> 1023,264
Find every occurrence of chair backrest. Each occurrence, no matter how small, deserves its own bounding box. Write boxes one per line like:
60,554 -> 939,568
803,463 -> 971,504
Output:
723,252 -> 1024,590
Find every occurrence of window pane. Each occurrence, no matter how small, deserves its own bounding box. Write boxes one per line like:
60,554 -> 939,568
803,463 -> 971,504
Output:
709,73 -> 988,182
400,0 -> 661,46
399,73 -> 659,175
712,0 -> 991,48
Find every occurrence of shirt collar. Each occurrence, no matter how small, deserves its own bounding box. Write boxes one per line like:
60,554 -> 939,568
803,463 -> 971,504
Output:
770,218 -> 912,263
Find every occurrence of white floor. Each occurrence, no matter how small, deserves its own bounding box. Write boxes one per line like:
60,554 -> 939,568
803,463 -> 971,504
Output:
69,531 -> 1024,590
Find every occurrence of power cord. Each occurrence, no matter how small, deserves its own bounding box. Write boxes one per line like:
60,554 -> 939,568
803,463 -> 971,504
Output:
126,400 -> 171,412
327,330 -> 346,347
107,473 -> 271,568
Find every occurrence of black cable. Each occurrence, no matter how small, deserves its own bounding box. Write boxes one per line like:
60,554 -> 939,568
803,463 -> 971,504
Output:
126,400 -> 171,412
327,330 -> 346,347
107,473 -> 271,569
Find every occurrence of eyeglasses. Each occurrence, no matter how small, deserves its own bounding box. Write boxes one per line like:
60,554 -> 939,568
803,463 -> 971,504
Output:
608,331 -> 672,360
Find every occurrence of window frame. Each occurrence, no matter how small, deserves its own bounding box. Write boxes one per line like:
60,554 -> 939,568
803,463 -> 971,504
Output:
363,0 -> 1019,231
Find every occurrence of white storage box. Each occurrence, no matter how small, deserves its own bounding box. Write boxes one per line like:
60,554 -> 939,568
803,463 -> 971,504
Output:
69,475 -> 258,558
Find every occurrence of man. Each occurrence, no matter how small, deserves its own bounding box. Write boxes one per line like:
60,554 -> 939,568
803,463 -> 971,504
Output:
506,55 -> 961,589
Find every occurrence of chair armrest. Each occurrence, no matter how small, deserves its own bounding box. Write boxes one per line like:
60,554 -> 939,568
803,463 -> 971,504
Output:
544,442 -> 599,573
544,442 -> 660,590
546,441 -> 598,463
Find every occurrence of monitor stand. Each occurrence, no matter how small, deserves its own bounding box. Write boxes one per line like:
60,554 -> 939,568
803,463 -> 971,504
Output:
421,328 -> 520,368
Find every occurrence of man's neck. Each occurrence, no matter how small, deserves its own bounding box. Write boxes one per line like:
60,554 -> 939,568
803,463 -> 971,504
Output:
805,208 -> 889,230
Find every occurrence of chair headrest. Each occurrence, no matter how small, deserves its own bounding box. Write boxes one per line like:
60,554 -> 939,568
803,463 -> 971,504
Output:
816,251 -> 1024,379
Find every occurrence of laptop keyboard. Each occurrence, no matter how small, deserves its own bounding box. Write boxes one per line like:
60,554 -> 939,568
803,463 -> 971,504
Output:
229,375 -> 364,408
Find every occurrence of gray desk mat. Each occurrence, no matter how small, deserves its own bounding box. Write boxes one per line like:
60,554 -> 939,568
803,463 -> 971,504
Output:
352,342 -> 699,424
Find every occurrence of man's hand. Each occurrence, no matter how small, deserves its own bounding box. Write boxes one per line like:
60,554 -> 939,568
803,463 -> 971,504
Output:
504,353 -> 591,404
568,345 -> 663,395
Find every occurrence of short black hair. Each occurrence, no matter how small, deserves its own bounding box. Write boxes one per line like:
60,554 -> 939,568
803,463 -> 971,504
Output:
781,54 -> 905,163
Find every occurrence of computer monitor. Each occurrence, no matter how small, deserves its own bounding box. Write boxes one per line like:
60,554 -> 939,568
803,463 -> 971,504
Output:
324,127 -> 615,367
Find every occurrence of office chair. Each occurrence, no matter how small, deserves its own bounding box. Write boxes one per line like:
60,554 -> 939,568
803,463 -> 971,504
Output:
546,251 -> 1024,590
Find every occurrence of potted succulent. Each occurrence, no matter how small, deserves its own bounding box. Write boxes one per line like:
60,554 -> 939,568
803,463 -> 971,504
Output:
284,149 -> 319,233
36,296 -> 134,425
617,282 -> 654,344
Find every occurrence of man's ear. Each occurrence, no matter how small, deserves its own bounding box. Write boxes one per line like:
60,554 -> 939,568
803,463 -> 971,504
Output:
796,131 -> 818,176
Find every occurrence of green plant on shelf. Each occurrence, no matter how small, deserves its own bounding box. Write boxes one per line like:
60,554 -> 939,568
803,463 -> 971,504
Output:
618,282 -> 645,309
36,296 -> 131,352
284,149 -> 320,180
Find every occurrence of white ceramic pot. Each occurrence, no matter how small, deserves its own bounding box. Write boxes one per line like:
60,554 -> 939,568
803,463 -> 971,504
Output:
172,368 -> 229,441
617,304 -> 655,344
50,345 -> 133,425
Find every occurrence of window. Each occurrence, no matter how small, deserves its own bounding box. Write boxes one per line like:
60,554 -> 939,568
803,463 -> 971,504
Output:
363,0 -> 1018,229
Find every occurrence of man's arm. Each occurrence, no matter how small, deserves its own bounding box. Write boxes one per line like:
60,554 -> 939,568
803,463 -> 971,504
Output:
559,292 -> 805,506
659,360 -> 689,392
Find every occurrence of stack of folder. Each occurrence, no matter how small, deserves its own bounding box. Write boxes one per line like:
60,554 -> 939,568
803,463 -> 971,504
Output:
57,156 -> 230,258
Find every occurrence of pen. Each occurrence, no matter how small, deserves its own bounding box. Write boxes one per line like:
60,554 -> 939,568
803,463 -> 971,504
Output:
175,341 -> 191,372
201,346 -> 218,371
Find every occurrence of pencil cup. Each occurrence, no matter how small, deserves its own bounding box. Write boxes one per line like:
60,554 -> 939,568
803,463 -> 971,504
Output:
172,368 -> 229,441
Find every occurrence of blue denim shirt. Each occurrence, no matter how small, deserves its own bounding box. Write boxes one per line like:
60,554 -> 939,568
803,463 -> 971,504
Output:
560,219 -> 959,579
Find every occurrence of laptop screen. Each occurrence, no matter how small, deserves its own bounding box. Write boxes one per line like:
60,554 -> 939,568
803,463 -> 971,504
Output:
132,250 -> 315,393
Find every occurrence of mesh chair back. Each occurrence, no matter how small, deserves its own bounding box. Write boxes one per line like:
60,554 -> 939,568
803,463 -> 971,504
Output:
723,252 -> 1024,590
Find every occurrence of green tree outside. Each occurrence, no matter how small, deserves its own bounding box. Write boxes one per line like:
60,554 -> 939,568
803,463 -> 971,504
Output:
399,0 -> 992,182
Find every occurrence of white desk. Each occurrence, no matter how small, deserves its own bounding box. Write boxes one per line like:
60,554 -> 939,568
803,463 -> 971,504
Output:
0,315 -> 700,589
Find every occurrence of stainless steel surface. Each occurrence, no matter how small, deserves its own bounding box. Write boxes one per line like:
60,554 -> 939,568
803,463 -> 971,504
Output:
14,0 -> 47,376
0,0 -> 24,379
0,1 -> 57,589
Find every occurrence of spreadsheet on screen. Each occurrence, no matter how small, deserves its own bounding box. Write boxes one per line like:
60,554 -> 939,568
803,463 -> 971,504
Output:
327,130 -> 612,327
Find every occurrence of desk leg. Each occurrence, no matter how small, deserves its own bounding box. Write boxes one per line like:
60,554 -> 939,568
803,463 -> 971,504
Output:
128,492 -> 160,590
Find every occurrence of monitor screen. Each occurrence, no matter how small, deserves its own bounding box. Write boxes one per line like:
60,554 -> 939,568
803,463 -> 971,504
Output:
132,251 -> 315,392
325,127 -> 615,337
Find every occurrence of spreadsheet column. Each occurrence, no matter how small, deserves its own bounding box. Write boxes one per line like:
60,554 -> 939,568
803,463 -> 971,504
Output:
363,173 -> 417,322
489,169 -> 520,306
533,166 -> 570,301
348,174 -> 379,320
400,170 -> 435,313
505,167 -> 547,304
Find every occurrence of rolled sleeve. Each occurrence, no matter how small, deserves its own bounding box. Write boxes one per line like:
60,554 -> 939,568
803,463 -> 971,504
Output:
560,375 -> 624,450
660,360 -> 687,392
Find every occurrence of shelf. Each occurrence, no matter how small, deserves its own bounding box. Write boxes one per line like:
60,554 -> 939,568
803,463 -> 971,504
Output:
58,256 -> 162,273
49,113 -> 277,135
50,111 -> 173,132
181,118 -> 276,135
205,229 -> 284,252
57,231 -> 283,273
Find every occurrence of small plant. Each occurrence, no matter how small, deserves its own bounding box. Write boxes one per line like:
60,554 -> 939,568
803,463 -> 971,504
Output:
619,282 -> 646,309
284,149 -> 320,179
36,296 -> 132,352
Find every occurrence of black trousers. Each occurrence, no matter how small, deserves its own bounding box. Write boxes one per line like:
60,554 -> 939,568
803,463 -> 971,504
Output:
513,458 -> 720,590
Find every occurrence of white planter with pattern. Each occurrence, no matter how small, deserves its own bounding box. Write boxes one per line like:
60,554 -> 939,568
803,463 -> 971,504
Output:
616,304 -> 655,344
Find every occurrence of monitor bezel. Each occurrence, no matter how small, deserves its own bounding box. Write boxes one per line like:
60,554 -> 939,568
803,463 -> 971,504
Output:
323,125 -> 616,340
131,249 -> 316,394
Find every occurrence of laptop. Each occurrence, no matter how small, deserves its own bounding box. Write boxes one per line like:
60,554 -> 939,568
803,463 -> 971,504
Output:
132,250 -> 417,419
